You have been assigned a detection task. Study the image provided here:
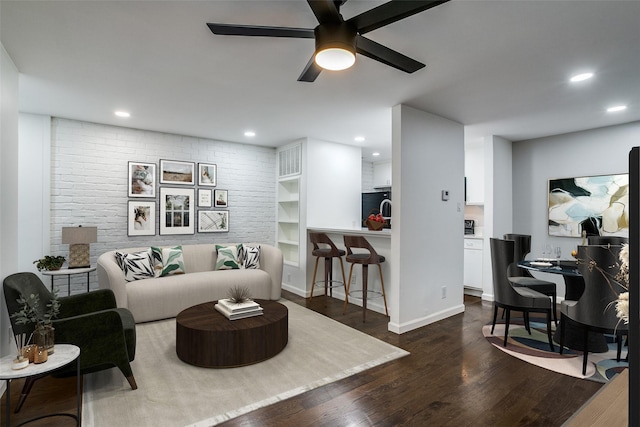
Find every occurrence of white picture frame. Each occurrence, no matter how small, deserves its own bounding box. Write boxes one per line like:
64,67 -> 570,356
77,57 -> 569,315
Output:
160,159 -> 195,185
128,161 -> 156,198
160,187 -> 195,235
198,189 -> 212,207
127,201 -> 156,236
198,163 -> 217,186
198,210 -> 229,233
214,189 -> 228,208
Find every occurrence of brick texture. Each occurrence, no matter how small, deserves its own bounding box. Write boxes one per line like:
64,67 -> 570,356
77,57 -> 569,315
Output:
49,118 -> 276,293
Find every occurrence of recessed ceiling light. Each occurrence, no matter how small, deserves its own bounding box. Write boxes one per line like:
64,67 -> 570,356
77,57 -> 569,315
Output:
244,131 -> 256,137
607,105 -> 627,113
372,152 -> 380,156
114,111 -> 130,118
354,136 -> 365,142
570,72 -> 594,83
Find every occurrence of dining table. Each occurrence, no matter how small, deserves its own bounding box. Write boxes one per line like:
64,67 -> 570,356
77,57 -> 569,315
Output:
516,259 -> 609,353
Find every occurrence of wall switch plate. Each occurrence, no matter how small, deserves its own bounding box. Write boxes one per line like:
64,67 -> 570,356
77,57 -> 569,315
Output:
441,190 -> 450,201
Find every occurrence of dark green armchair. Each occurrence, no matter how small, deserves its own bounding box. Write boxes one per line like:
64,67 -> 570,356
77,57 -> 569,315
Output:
3,272 -> 137,412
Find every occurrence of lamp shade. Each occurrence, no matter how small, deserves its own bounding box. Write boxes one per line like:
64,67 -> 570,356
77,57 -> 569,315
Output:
62,226 -> 97,244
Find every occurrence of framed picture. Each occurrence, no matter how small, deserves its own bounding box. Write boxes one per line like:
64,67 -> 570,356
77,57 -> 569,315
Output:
548,173 -> 629,237
160,187 -> 195,235
127,201 -> 156,236
214,189 -> 228,207
198,163 -> 217,186
160,159 -> 195,185
198,189 -> 212,207
128,161 -> 156,198
198,210 -> 229,233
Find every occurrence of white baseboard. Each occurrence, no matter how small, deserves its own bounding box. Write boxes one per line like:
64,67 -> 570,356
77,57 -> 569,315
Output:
388,303 -> 466,334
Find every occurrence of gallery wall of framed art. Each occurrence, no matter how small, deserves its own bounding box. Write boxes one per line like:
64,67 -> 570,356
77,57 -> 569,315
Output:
126,159 -> 230,236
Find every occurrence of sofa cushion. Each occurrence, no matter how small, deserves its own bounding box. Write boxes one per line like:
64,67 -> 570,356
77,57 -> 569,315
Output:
151,245 -> 186,277
160,246 -> 186,276
242,244 -> 260,269
115,250 -> 154,282
150,246 -> 163,277
215,244 -> 241,270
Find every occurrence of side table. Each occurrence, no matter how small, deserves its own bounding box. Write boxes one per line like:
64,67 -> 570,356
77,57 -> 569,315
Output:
41,266 -> 96,295
0,344 -> 80,426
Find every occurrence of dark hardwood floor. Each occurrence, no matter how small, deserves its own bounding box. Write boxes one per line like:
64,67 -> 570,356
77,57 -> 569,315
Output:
1,292 -> 602,426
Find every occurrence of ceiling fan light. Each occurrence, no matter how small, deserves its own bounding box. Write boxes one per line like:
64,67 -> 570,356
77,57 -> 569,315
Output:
315,47 -> 355,71
314,23 -> 356,71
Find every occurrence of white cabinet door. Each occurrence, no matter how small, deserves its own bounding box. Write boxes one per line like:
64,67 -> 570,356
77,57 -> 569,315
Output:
465,144 -> 484,204
464,239 -> 483,289
373,161 -> 392,187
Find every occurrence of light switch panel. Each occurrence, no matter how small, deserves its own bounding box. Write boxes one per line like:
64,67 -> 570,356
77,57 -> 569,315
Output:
441,190 -> 450,201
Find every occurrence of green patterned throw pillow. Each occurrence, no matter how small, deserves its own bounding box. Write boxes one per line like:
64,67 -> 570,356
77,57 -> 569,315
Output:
215,244 -> 241,270
150,246 -> 164,277
159,246 -> 186,276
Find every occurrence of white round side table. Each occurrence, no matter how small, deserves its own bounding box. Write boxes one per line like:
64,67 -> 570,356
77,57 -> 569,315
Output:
0,344 -> 80,426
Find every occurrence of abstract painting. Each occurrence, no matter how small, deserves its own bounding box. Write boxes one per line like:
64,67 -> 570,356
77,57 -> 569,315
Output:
548,174 -> 629,237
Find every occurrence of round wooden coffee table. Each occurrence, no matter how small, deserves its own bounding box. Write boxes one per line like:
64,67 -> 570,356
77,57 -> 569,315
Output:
176,299 -> 288,368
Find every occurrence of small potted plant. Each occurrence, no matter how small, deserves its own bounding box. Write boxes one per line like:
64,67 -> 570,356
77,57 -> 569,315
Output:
11,291 -> 60,355
33,255 -> 66,272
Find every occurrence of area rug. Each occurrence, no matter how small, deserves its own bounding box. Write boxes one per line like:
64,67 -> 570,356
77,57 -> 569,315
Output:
82,300 -> 409,426
483,317 -> 627,383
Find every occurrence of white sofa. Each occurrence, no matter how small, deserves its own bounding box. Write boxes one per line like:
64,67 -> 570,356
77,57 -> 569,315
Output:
97,243 -> 283,323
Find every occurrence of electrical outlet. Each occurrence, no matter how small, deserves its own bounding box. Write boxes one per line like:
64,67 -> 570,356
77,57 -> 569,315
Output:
441,286 -> 447,299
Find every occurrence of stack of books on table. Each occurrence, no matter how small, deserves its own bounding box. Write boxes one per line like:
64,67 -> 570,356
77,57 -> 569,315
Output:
215,299 -> 263,320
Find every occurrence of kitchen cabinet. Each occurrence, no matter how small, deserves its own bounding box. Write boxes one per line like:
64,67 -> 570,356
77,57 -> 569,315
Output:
465,144 -> 484,204
373,161 -> 392,188
464,238 -> 483,293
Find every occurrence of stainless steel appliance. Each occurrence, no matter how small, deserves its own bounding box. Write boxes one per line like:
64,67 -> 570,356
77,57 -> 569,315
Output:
464,219 -> 475,235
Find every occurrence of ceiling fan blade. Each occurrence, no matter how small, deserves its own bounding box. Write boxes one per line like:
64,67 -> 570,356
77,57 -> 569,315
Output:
298,55 -> 323,82
356,35 -> 425,73
207,23 -> 314,39
348,0 -> 450,35
307,0 -> 342,25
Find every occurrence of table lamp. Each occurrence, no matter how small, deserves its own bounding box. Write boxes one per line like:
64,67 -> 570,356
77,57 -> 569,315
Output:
61,226 -> 97,268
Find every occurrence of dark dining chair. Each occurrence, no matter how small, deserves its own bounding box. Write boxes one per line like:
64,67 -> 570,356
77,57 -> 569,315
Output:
587,236 -> 628,246
490,238 -> 555,351
3,272 -> 138,412
504,233 -> 558,324
559,245 -> 628,375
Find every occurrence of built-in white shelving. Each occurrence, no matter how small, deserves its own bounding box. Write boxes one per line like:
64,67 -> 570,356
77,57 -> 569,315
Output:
277,176 -> 300,266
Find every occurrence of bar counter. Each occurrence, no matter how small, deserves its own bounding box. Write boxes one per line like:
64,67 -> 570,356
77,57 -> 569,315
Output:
306,227 -> 391,316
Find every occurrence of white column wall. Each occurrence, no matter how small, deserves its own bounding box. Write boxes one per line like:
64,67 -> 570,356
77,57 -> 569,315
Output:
18,114 -> 51,274
389,104 -> 465,334
0,42 -> 20,360
306,138 -> 361,230
482,135 -> 513,300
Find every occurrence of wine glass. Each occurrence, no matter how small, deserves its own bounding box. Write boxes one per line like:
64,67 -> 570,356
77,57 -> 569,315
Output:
555,246 -> 562,265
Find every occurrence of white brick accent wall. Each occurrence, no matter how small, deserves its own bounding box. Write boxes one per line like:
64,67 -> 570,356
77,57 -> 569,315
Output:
49,118 -> 276,293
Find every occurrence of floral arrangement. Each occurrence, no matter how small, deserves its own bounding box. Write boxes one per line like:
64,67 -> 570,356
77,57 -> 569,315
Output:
614,243 -> 630,324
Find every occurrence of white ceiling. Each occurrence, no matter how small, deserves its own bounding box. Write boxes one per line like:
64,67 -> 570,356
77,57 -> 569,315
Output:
2,0 -> 639,161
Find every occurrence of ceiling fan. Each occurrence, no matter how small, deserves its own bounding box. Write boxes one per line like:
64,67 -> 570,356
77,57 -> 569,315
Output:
206,0 -> 449,82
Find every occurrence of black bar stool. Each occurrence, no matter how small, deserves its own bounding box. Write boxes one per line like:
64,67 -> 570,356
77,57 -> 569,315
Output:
309,232 -> 347,299
343,235 -> 389,322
